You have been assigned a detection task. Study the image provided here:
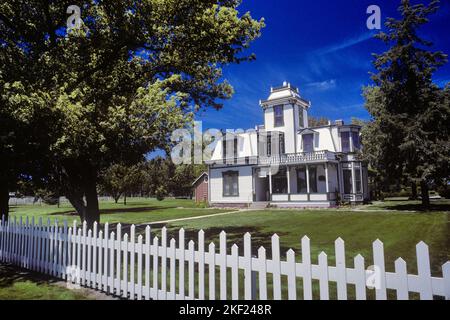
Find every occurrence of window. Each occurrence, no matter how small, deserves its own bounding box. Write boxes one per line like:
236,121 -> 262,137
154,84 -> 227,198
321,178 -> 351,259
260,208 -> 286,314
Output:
223,171 -> 239,197
352,132 -> 361,150
274,105 -> 284,127
343,169 -> 353,194
223,136 -> 238,159
297,167 -> 307,193
299,108 -> 304,128
309,166 -> 318,193
302,134 -> 314,152
355,169 -> 362,193
267,132 -> 285,156
341,132 -> 350,152
272,170 -> 288,194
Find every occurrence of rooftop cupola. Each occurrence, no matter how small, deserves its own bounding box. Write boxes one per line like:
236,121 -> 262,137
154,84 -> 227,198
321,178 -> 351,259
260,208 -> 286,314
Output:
259,81 -> 311,110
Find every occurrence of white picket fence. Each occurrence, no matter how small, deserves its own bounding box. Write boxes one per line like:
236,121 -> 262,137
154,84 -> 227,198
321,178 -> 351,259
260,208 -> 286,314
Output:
0,215 -> 449,300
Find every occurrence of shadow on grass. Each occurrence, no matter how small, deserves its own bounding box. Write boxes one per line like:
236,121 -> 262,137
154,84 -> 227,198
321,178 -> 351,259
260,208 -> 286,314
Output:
0,264 -> 59,288
132,225 -> 292,258
45,206 -> 175,217
376,202 -> 450,212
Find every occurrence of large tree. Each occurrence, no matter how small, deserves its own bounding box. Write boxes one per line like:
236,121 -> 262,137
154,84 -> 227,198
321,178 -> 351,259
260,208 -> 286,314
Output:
0,0 -> 264,225
362,0 -> 449,205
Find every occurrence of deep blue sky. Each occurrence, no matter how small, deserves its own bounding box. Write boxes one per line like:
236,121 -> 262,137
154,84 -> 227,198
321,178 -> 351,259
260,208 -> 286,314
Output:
196,0 -> 450,130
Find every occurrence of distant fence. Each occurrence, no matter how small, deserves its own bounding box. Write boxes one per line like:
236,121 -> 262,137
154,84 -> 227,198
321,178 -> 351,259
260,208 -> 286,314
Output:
8,197 -> 113,206
0,216 -> 449,300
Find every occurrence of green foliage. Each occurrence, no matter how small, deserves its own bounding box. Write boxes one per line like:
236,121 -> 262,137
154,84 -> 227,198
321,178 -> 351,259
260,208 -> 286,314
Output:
308,116 -> 330,127
155,186 -> 167,201
361,0 -> 449,204
0,0 -> 264,223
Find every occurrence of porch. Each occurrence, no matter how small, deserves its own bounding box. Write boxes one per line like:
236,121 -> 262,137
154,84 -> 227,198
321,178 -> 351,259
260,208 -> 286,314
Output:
253,162 -> 340,204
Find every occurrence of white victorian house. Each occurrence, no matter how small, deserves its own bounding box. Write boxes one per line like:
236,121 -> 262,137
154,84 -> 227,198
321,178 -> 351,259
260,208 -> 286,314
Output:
206,82 -> 369,208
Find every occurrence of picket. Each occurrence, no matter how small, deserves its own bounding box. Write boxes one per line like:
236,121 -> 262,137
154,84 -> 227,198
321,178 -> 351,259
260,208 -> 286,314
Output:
317,252 -> 329,300
123,233 -> 128,299
1,218 -> 449,301
152,236 -> 159,300
301,236 -> 312,300
198,230 -> 205,300
103,223 -> 109,291
144,226 -> 151,300
271,234 -> 281,300
98,230 -> 103,290
286,249 -> 296,300
243,233 -> 252,300
354,254 -> 366,300
161,227 -> 168,300
416,242 -> 433,300
87,229 -> 92,287
373,239 -> 387,300
394,258 -> 409,300
130,225 -> 136,299
116,224 -> 122,296
208,242 -> 216,300
258,247 -> 267,300
231,244 -> 239,300
137,235 -> 143,300
178,228 -> 185,300
108,231 -> 115,295
335,238 -> 347,300
169,238 -> 176,300
443,262 -> 450,300
219,231 -> 227,300
188,241 -> 195,300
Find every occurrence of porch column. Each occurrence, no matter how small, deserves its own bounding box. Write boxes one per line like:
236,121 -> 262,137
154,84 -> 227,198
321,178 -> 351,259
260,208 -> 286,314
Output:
360,165 -> 364,196
325,163 -> 329,193
351,163 -> 357,196
269,169 -> 273,201
306,164 -> 310,200
286,166 -> 291,199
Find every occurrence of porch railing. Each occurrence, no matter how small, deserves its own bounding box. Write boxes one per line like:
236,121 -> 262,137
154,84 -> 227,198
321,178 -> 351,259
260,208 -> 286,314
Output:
259,151 -> 336,166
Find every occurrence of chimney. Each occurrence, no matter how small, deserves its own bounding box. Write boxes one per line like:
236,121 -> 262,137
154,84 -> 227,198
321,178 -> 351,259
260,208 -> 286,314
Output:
335,120 -> 344,126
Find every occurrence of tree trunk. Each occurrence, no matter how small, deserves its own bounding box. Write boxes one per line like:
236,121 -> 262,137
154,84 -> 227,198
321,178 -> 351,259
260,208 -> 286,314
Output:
64,164 -> 100,229
114,195 -> 120,204
124,194 -> 127,206
84,179 -> 100,227
420,180 -> 430,206
0,182 -> 10,221
410,182 -> 418,200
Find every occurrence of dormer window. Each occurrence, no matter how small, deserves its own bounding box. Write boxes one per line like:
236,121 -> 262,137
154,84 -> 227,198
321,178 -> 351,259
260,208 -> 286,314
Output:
274,105 -> 284,127
341,132 -> 350,152
352,132 -> 361,150
302,134 -> 314,153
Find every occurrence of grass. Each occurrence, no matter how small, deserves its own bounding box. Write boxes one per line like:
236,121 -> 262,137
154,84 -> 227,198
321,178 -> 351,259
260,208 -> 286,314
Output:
0,264 -> 92,300
4,198 -> 449,299
153,200 -> 449,277
9,198 -> 235,226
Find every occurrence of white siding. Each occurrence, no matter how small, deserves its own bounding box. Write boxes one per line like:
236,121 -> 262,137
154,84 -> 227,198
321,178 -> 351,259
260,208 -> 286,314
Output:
210,167 -> 253,203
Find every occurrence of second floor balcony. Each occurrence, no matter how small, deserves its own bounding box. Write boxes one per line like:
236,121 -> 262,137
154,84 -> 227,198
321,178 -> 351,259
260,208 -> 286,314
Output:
258,150 -> 337,166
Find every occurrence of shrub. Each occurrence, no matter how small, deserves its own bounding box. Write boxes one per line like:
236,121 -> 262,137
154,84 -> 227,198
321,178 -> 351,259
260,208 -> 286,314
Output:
155,186 -> 167,201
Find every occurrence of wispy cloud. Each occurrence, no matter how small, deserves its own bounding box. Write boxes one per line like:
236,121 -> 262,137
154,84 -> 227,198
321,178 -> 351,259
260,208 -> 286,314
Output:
317,32 -> 374,55
306,79 -> 337,91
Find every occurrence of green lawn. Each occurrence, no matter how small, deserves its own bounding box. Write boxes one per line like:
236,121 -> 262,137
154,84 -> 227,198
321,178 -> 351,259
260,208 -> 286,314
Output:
9,198 -> 235,226
0,264 -> 92,300
5,198 -> 449,299
155,203 -> 449,278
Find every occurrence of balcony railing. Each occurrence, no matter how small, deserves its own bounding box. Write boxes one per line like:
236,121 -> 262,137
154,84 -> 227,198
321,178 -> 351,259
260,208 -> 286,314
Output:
259,151 -> 336,165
